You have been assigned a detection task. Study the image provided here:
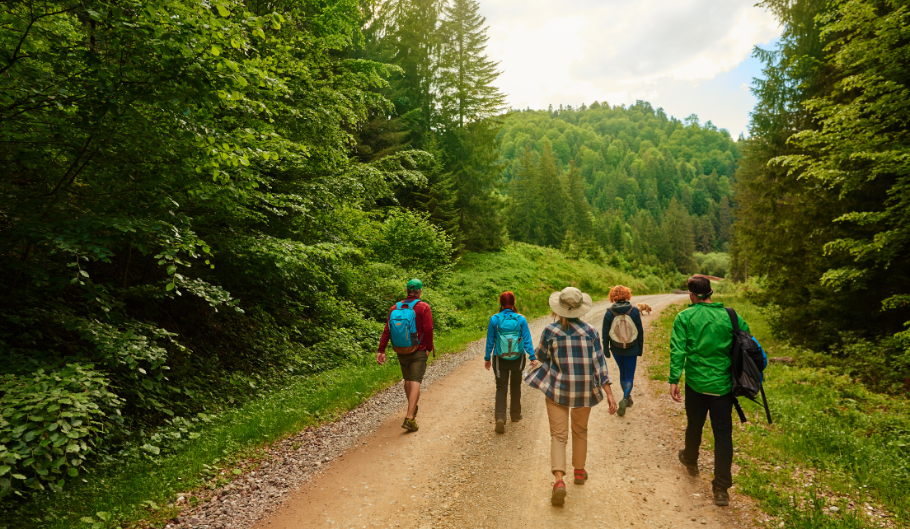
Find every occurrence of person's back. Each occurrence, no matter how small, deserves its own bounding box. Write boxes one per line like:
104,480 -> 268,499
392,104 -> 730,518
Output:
669,301 -> 748,396
669,275 -> 748,508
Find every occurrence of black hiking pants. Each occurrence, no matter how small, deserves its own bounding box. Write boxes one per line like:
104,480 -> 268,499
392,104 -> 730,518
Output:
494,356 -> 524,421
682,384 -> 734,490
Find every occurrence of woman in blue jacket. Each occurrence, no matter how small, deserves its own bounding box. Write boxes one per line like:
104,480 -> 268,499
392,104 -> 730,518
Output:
485,291 -> 536,434
601,285 -> 644,417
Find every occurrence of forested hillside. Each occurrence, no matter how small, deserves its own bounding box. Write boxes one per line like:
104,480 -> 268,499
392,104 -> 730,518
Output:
732,0 -> 910,389
497,104 -> 738,277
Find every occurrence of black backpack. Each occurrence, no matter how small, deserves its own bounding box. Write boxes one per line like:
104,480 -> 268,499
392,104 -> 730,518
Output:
725,308 -> 773,424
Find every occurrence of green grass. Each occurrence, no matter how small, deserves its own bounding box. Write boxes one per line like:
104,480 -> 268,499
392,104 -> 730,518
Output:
2,242 -> 660,529
648,297 -> 910,528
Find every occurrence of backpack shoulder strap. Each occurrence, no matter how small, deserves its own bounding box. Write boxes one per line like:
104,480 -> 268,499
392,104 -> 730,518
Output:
725,307 -> 739,333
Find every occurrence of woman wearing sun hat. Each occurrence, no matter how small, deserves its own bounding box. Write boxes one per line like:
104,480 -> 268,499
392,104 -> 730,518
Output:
525,286 -> 618,506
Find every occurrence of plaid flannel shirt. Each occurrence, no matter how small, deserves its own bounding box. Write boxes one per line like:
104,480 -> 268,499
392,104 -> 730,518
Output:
524,320 -> 612,408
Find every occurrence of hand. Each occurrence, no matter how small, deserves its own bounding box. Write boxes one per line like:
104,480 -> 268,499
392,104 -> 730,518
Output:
484,360 -> 491,371
529,359 -> 540,370
604,385 -> 618,415
376,352 -> 386,366
670,383 -> 682,403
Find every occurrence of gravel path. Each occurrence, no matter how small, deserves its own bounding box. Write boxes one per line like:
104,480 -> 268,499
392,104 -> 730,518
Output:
164,335 -> 487,529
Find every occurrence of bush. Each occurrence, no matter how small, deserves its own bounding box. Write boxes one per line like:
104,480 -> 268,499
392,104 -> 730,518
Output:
368,209 -> 455,277
0,365 -> 123,497
694,252 -> 729,278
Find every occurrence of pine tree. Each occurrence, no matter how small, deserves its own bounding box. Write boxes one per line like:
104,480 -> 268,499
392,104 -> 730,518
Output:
506,143 -> 539,243
437,0 -> 506,127
412,135 -> 463,250
663,198 -> 697,273
534,141 -> 569,248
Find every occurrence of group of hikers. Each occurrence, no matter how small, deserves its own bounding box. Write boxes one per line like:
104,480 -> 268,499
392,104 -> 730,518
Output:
376,274 -> 766,508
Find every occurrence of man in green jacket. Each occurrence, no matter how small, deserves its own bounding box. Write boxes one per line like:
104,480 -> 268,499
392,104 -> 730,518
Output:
669,275 -> 749,507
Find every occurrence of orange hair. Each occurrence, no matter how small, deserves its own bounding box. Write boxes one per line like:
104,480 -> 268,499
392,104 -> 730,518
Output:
609,285 -> 632,302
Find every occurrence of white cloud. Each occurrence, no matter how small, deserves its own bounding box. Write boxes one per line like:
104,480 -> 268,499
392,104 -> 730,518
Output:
481,0 -> 780,134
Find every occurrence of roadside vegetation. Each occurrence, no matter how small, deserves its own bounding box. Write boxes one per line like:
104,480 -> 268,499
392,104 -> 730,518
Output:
1,242 -> 658,528
648,293 -> 910,528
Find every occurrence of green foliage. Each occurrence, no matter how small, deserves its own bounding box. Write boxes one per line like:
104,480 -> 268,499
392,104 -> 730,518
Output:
368,209 -> 455,276
649,298 -> 910,526
694,252 -> 730,278
0,365 -> 123,498
498,102 -> 737,274
733,0 -> 910,357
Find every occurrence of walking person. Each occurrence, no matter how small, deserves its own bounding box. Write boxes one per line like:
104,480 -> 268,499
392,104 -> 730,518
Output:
669,275 -> 749,506
601,285 -> 644,417
525,287 -> 618,506
377,279 -> 434,432
484,291 -> 536,434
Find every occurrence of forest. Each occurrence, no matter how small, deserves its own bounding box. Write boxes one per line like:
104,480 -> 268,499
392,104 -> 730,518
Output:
2,0 -> 910,524
497,103 -> 737,278
732,0 -> 910,391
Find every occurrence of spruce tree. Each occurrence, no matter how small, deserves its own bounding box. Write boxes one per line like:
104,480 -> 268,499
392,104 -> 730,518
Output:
437,0 -> 506,126
412,135 -> 463,250
506,143 -> 540,243
534,141 -> 569,248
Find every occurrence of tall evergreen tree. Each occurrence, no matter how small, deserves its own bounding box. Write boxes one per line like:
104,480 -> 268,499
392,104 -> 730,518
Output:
412,135 -> 463,250
506,143 -> 540,243
534,141 -> 569,248
437,0 -> 506,127
663,198 -> 697,273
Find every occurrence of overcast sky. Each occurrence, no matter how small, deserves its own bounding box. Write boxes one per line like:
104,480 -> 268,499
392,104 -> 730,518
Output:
481,0 -> 782,137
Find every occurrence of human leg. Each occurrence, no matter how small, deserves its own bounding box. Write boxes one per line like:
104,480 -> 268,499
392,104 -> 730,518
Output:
545,397 -> 569,476
494,359 -> 509,422
707,393 -> 734,490
507,358 -> 523,420
621,355 -> 638,401
404,381 -> 421,419
569,406 -> 592,471
683,384 -> 709,466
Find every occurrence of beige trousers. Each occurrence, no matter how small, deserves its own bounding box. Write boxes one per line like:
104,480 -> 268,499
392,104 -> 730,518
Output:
545,397 -> 592,475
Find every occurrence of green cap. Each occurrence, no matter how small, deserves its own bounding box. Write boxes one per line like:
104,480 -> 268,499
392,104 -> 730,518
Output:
407,278 -> 423,290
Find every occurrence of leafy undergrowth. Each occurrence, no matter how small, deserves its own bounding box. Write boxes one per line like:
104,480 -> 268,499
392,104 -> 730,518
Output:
1,242 -> 661,529
648,298 -> 910,528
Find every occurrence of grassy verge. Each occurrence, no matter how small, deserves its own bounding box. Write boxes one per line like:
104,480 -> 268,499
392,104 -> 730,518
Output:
2,243 -> 659,529
648,297 -> 910,528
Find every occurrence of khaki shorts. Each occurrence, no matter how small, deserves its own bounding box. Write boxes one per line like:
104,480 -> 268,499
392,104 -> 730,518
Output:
397,351 -> 428,383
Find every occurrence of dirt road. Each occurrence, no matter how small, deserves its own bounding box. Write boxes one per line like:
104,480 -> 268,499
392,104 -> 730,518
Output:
255,294 -> 747,529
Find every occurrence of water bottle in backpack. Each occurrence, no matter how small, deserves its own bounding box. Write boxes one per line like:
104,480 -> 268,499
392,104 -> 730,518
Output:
389,301 -> 421,354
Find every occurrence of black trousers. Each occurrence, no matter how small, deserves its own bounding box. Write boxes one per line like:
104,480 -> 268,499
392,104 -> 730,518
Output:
682,384 -> 734,490
494,356 -> 524,421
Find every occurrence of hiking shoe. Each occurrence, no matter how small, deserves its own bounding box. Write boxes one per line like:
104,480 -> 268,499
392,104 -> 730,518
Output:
573,469 -> 588,485
551,479 -> 567,506
678,450 -> 698,476
617,399 -> 628,416
495,419 -> 505,434
713,486 -> 730,506
402,418 -> 419,432
511,414 -> 523,422
626,396 -> 634,407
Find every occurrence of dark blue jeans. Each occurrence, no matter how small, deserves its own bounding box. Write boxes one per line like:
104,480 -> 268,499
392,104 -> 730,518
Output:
613,354 -> 638,400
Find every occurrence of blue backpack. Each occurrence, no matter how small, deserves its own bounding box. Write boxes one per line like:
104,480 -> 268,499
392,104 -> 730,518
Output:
389,300 -> 421,354
496,312 -> 525,360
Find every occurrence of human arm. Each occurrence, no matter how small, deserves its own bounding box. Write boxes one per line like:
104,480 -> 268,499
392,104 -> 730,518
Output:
601,310 -> 613,358
634,309 -> 645,352
484,314 -> 497,362
418,302 -> 434,353
377,306 -> 393,364
519,316 -> 536,361
668,314 -> 687,386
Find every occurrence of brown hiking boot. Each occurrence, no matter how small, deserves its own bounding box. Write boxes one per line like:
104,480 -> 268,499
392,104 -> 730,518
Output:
713,486 -> 730,506
495,419 -> 505,434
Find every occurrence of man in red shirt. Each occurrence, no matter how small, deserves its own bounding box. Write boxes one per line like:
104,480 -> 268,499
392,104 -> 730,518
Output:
377,278 -> 434,432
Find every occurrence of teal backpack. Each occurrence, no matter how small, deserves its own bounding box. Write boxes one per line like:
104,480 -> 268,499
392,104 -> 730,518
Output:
496,312 -> 525,360
389,300 -> 420,354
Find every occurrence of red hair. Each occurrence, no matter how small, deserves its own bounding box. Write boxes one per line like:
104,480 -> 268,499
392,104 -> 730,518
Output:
499,291 -> 516,312
609,285 -> 632,302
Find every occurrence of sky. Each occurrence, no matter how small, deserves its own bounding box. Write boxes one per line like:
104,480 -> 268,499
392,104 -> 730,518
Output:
481,0 -> 782,137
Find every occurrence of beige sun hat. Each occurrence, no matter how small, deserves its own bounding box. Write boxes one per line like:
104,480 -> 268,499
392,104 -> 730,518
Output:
548,287 -> 593,319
